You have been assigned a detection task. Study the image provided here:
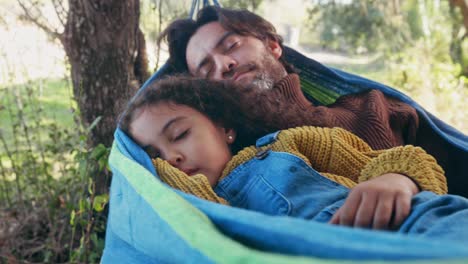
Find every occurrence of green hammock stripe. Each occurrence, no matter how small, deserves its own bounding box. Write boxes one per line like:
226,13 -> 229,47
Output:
109,143 -> 330,263
300,78 -> 340,105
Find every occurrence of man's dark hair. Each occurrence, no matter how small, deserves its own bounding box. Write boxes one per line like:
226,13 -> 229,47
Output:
158,6 -> 295,74
119,76 -> 314,155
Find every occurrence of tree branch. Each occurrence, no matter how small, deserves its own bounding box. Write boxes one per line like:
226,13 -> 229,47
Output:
16,0 -> 62,40
51,0 -> 68,27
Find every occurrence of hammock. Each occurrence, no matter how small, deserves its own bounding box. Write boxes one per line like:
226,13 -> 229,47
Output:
101,1 -> 468,262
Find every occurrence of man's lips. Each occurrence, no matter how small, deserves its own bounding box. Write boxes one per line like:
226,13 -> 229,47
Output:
231,64 -> 255,81
233,71 -> 249,82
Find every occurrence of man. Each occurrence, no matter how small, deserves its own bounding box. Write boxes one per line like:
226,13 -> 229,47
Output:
159,6 -> 417,150
157,6 -> 467,226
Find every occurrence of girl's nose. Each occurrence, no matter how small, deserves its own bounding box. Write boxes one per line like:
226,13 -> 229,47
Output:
166,151 -> 183,167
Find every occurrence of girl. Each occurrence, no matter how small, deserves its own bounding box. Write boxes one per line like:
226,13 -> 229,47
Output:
119,76 -> 468,240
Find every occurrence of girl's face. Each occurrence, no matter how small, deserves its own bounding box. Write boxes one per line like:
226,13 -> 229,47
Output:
130,102 -> 235,186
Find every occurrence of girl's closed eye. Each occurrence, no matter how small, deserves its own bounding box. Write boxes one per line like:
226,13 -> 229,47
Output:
173,129 -> 190,141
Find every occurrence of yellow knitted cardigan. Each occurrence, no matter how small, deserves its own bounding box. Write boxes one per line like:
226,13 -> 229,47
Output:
153,126 -> 447,204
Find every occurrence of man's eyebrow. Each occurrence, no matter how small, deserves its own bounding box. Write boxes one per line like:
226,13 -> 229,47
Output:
196,31 -> 236,73
161,116 -> 187,135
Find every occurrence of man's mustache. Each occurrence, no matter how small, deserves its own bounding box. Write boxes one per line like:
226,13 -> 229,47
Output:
224,63 -> 256,79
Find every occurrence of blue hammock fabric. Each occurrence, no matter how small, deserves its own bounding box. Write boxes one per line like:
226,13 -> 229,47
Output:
101,47 -> 468,262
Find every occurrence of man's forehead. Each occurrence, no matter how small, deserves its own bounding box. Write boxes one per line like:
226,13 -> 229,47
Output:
186,22 -> 230,71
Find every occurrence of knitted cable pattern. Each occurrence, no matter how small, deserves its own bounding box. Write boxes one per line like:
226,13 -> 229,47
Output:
359,145 -> 447,194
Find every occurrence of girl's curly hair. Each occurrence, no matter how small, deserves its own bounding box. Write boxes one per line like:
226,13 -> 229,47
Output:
119,75 -> 310,153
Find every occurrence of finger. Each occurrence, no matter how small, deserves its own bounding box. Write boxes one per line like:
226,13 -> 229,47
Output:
329,208 -> 341,225
339,191 -> 362,226
371,193 -> 394,230
392,192 -> 412,229
354,192 -> 377,228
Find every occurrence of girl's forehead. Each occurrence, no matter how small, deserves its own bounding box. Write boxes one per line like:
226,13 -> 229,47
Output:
131,103 -> 199,144
148,102 -> 199,116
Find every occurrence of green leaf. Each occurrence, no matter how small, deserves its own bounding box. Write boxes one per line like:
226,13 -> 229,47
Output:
87,116 -> 102,132
93,194 -> 109,212
88,178 -> 94,195
91,233 -> 98,245
91,144 -> 107,160
79,198 -> 88,211
98,157 -> 108,171
79,159 -> 88,179
70,210 -> 76,226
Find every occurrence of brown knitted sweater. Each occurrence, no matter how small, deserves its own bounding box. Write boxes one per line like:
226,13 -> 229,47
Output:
273,74 -> 419,150
273,74 -> 467,197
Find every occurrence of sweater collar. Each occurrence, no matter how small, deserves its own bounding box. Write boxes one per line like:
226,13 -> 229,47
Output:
273,74 -> 312,110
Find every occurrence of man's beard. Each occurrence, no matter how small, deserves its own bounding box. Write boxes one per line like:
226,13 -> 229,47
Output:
249,51 -> 287,90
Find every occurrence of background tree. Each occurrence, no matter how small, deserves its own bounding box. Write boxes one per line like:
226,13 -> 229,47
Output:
306,0 -> 411,54
307,0 -> 467,76
17,0 -> 150,196
449,0 -> 468,75
17,0 -> 149,148
304,0 -> 466,131
223,0 -> 263,12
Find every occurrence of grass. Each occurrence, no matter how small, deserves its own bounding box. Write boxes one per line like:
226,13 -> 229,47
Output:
0,77 -> 76,152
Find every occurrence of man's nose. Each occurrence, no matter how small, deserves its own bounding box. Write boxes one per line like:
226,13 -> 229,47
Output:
213,55 -> 236,80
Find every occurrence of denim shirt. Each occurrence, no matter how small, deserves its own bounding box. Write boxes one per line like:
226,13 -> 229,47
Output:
214,132 -> 468,245
214,131 -> 349,222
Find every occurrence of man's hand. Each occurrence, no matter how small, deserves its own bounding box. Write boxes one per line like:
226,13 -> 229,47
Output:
329,173 -> 419,230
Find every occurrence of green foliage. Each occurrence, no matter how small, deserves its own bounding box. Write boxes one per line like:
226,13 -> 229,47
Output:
140,0 -> 191,70
140,0 -> 190,42
306,0 -> 467,132
405,0 -> 424,39
0,79 -> 109,263
307,1 -> 411,53
384,39 -> 467,128
221,0 -> 263,12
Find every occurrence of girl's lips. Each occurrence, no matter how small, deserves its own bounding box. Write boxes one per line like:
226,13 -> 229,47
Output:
182,168 -> 198,176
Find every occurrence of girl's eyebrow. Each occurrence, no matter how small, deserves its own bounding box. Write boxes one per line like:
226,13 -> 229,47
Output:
161,116 -> 187,135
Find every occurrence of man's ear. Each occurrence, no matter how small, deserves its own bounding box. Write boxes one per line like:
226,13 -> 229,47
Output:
267,40 -> 283,59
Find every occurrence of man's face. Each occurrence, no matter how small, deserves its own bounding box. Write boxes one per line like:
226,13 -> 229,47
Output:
186,22 -> 287,89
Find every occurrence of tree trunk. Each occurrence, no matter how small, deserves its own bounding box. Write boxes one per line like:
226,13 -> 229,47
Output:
450,0 -> 468,33
449,0 -> 468,76
59,0 -> 149,194
61,0 -> 148,148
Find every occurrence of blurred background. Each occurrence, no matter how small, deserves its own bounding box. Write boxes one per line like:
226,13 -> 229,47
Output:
1,0 -> 467,262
